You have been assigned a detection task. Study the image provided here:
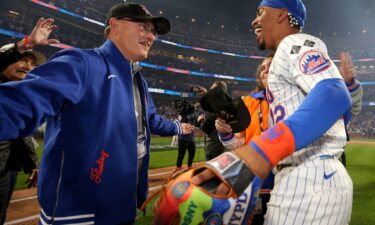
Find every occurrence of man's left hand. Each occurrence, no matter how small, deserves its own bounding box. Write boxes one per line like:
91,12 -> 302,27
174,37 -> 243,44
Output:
26,169 -> 38,188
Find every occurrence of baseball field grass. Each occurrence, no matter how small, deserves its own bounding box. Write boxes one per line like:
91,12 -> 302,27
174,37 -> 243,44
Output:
14,138 -> 375,224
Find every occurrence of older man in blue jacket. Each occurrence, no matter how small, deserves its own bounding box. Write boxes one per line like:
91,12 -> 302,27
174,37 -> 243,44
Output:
0,3 -> 192,224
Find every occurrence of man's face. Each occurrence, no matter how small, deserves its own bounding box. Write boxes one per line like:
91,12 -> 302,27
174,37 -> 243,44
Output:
2,54 -> 36,81
251,6 -> 280,51
111,18 -> 157,62
260,57 -> 272,88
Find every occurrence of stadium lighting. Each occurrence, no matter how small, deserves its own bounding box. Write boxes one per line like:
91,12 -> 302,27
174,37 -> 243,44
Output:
8,10 -> 20,15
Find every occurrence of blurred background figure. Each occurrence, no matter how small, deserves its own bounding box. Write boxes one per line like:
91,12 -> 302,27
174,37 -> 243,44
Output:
339,52 -> 363,167
174,99 -> 199,170
196,81 -> 227,160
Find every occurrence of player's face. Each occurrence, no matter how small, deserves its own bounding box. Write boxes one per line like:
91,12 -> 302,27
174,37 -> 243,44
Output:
260,57 -> 272,88
113,18 -> 157,62
2,55 -> 36,81
251,6 -> 279,51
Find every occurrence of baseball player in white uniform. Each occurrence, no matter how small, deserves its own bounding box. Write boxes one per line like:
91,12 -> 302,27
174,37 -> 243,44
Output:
192,0 -> 353,225
250,0 -> 353,224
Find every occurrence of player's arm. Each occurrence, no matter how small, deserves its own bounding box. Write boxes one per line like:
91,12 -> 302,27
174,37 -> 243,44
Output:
194,77 -> 352,194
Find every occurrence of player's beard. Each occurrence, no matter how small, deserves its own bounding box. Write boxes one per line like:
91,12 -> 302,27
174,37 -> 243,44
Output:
258,41 -> 266,51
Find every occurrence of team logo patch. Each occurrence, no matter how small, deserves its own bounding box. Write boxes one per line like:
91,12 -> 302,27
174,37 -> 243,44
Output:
172,182 -> 189,200
299,50 -> 331,75
290,45 -> 301,54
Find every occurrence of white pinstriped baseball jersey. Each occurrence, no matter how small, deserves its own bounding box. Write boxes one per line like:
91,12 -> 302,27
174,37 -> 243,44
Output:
266,33 -> 347,165
264,33 -> 352,225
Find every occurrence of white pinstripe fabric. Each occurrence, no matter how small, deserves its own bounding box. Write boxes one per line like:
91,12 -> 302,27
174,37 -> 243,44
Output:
264,158 -> 352,225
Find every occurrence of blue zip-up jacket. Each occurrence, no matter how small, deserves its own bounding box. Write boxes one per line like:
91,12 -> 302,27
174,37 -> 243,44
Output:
0,40 -> 182,224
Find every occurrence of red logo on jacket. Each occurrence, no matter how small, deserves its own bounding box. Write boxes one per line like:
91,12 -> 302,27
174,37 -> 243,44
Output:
90,150 -> 109,184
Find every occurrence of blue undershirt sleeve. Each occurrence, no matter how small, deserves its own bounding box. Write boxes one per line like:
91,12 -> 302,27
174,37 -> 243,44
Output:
283,78 -> 352,150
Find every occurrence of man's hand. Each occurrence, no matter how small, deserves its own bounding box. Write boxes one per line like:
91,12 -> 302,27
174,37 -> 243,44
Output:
181,123 -> 193,134
339,52 -> 356,83
196,86 -> 207,96
26,169 -> 38,188
197,114 -> 205,123
29,17 -> 59,47
215,117 -> 233,133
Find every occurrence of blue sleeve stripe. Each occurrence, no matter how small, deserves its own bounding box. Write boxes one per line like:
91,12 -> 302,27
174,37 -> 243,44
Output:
283,78 -> 352,150
250,141 -> 271,163
219,133 -> 234,142
173,120 -> 182,135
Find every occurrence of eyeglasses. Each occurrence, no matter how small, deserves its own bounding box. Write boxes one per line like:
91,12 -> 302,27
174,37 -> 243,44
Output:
118,18 -> 158,38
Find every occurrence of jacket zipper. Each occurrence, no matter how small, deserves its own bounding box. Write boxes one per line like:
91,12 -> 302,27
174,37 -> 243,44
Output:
51,150 -> 65,224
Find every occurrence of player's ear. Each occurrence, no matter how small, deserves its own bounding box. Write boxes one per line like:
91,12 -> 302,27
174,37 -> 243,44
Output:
278,8 -> 289,24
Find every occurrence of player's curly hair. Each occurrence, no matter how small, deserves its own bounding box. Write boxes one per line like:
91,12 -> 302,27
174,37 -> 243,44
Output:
288,13 -> 302,32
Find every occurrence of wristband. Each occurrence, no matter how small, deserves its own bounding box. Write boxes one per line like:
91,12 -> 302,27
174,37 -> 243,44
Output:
23,36 -> 33,50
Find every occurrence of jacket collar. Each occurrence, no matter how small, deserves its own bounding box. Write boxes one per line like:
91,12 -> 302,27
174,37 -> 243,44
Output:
98,39 -> 129,64
98,39 -> 142,75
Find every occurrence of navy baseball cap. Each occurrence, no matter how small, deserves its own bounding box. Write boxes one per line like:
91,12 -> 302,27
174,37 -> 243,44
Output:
259,0 -> 307,28
106,2 -> 171,35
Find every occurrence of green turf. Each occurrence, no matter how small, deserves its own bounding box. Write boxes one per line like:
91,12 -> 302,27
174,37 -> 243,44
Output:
149,147 -> 206,169
346,143 -> 375,225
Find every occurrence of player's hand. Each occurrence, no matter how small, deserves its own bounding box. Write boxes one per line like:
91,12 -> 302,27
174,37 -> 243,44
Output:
191,167 -> 230,195
29,17 -> 59,47
197,86 -> 207,96
26,169 -> 38,188
181,123 -> 193,134
339,52 -> 356,83
215,117 -> 233,133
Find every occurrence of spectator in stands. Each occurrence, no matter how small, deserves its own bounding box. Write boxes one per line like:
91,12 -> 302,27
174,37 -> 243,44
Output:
339,52 -> 363,166
0,17 -> 57,224
0,3 -> 192,225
